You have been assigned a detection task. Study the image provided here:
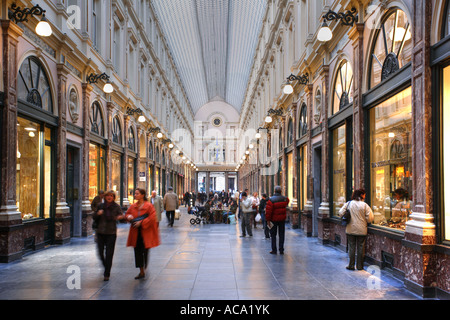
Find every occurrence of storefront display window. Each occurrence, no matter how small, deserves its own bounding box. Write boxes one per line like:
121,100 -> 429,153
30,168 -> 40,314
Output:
16,117 -> 53,220
298,145 -> 307,210
443,65 -> 450,241
287,152 -> 293,202
112,152 -> 122,202
332,61 -> 353,115
128,157 -> 135,204
88,143 -> 106,201
370,9 -> 412,89
369,87 -> 412,231
299,103 -> 307,137
287,119 -> 293,146
332,125 -> 346,216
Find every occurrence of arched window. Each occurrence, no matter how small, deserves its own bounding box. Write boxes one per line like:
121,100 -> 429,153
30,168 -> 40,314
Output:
90,102 -> 104,136
155,146 -> 160,163
148,141 -> 154,160
299,103 -> 308,137
128,127 -> 135,151
162,151 -> 166,166
287,118 -> 293,145
332,61 -> 353,115
17,56 -> 53,113
112,116 -> 122,145
369,9 -> 412,88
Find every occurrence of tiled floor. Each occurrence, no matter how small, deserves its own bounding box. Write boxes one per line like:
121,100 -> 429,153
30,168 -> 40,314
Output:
0,207 -> 422,300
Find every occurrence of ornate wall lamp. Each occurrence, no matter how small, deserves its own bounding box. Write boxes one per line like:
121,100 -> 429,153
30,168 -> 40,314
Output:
282,73 -> 309,95
317,8 -> 358,42
9,3 -> 52,37
148,127 -> 163,139
126,107 -> 146,123
265,108 -> 283,124
87,72 -> 114,93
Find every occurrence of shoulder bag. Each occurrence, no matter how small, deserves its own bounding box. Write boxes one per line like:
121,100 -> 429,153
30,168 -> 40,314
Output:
341,201 -> 352,226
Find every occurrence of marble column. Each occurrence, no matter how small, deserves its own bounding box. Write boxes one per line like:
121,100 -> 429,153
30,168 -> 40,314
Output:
290,102 -> 299,228
318,65 -> 331,243
280,117 -> 286,195
105,102 -> 114,191
303,84 -> 314,236
54,63 -> 71,244
81,83 -> 93,237
0,20 -> 23,262
403,0 -> 436,297
122,114 -> 130,207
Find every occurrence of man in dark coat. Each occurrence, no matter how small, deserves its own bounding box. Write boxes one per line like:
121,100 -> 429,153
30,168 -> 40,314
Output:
265,186 -> 289,254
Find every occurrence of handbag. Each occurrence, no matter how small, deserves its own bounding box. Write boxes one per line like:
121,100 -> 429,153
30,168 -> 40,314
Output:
131,213 -> 149,223
341,201 -> 352,226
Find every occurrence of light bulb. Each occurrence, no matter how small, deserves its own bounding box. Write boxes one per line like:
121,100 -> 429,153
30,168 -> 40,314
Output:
138,115 -> 145,123
103,82 -> 114,93
283,83 -> 294,95
36,16 -> 52,37
265,116 -> 273,123
317,21 -> 333,42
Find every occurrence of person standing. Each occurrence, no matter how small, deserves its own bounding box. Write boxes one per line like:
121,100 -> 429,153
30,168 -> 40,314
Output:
259,194 -> 270,239
163,186 -> 179,227
125,188 -> 160,279
250,192 -> 260,228
151,190 -> 164,227
339,189 -> 374,271
240,192 -> 253,237
265,186 -> 289,254
92,190 -> 124,281
91,190 -> 104,212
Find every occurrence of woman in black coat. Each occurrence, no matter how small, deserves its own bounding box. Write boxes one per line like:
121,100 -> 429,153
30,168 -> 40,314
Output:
93,190 -> 124,281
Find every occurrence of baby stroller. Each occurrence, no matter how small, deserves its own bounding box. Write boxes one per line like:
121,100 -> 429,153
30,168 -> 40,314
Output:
189,206 -> 209,225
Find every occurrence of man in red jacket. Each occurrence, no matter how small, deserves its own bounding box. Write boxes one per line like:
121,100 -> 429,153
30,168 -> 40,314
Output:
265,186 -> 289,254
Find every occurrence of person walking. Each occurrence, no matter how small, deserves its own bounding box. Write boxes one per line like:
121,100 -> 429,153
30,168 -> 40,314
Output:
259,194 -> 270,239
240,192 -> 253,237
163,186 -> 179,227
125,188 -> 160,279
265,186 -> 289,254
91,190 -> 104,212
250,192 -> 260,228
339,189 -> 374,271
92,190 -> 124,281
150,190 -> 164,227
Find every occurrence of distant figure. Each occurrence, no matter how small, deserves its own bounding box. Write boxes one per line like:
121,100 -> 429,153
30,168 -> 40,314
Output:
163,187 -> 179,227
265,186 -> 289,254
151,190 -> 164,226
91,190 -> 105,212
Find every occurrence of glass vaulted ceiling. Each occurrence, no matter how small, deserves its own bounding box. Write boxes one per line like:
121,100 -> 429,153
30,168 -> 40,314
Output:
152,0 -> 267,114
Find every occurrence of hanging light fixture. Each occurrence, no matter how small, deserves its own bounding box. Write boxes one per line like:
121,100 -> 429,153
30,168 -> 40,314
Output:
317,20 -> 333,42
87,73 -> 114,93
9,4 -> 52,37
282,74 -> 309,95
317,8 -> 358,43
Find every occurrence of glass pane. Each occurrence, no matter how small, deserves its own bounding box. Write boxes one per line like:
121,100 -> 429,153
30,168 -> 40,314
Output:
89,143 -> 99,201
17,117 -> 41,220
333,61 -> 353,115
148,165 -> 154,192
44,145 -> 52,219
370,87 -> 412,231
155,167 -> 160,195
128,157 -> 135,204
287,153 -> 293,203
443,65 -> 450,241
332,125 -> 346,217
112,152 -> 122,202
302,144 -> 308,210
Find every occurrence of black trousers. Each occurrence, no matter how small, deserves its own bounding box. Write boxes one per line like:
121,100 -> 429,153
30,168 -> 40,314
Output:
96,233 -> 117,277
270,221 -> 285,253
166,210 -> 175,226
134,229 -> 149,269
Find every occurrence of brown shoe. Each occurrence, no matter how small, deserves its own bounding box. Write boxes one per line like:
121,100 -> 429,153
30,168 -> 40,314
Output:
134,273 -> 145,279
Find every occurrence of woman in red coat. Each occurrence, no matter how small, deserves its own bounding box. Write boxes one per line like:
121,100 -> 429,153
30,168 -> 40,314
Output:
125,188 -> 160,279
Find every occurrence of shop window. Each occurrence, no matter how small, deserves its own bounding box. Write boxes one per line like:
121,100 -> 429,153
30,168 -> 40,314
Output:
299,103 -> 307,136
156,146 -> 160,163
369,87 -> 412,231
370,9 -> 412,89
90,102 -> 104,136
332,61 -> 353,115
128,157 -> 135,204
128,127 -> 136,151
331,124 -> 347,216
287,152 -> 294,202
88,143 -> 106,201
443,65 -> 450,241
17,56 -> 53,113
298,144 -> 307,211
16,117 -> 53,220
287,118 -> 293,145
